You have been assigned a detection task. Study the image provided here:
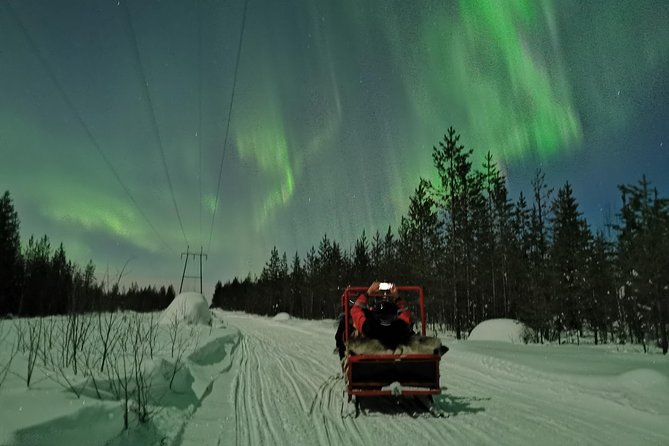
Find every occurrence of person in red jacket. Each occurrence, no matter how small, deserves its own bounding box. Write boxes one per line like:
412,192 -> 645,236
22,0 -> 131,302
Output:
350,281 -> 413,350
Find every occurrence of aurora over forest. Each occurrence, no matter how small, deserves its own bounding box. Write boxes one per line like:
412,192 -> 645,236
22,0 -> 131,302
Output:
1,0 -> 667,290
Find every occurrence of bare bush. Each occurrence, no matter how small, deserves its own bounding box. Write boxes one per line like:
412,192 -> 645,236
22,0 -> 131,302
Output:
165,313 -> 198,391
39,316 -> 58,367
65,309 -> 93,376
80,335 -> 102,399
109,313 -> 155,430
42,354 -> 83,398
23,318 -> 43,387
130,313 -> 154,423
167,313 -> 181,359
0,322 -> 19,388
110,319 -> 132,429
143,312 -> 159,360
97,309 -> 120,373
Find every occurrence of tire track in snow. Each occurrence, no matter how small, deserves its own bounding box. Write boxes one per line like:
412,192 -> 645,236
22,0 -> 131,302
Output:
226,314 -> 380,446
232,334 -> 285,445
216,313 -> 669,446
232,335 -> 258,446
226,314 -> 499,445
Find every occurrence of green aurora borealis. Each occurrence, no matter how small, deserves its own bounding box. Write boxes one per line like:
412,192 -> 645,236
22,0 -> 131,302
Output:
1,0 -> 667,289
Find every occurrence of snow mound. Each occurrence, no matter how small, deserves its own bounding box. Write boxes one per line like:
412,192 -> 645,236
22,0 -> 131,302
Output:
618,368 -> 669,391
159,292 -> 211,326
273,312 -> 291,321
469,318 -> 531,344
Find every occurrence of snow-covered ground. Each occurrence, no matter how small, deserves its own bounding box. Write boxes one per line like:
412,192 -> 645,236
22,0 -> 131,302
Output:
1,309 -> 668,445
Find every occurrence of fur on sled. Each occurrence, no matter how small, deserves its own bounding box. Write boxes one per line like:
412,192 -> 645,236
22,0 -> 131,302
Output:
346,335 -> 444,356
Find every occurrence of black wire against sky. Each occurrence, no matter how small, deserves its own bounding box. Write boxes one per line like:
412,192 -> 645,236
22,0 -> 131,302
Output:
121,0 -> 189,248
207,0 -> 251,253
7,0 -> 252,261
5,0 -> 172,252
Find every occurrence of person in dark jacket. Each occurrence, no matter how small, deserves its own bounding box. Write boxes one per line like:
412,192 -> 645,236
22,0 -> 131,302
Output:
350,281 -> 413,350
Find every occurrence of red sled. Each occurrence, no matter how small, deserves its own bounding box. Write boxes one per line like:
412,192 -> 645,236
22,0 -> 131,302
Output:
341,286 -> 442,402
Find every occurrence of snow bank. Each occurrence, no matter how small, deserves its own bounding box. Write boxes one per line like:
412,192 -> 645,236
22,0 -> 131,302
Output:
618,368 -> 669,392
272,312 -> 291,321
159,292 -> 212,326
469,318 -> 532,344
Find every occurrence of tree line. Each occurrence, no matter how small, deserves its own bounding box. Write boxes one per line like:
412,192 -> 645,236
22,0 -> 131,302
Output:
212,127 -> 668,354
0,191 -> 176,317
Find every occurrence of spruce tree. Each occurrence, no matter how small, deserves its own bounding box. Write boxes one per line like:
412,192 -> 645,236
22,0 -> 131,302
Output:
370,230 -> 383,278
290,252 -> 306,317
616,176 -> 668,353
484,152 -> 515,317
550,182 -> 590,343
0,191 -> 23,315
379,226 -> 397,280
584,231 -> 615,344
260,246 -> 282,314
22,235 -> 52,316
510,192 -> 531,322
397,178 -> 443,286
352,230 -> 371,284
431,127 -> 475,338
528,169 -> 553,341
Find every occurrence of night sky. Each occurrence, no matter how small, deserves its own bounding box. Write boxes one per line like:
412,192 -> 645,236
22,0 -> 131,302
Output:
1,0 -> 668,292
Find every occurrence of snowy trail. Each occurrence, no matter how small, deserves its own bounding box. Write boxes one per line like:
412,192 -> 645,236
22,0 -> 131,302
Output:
184,311 -> 669,446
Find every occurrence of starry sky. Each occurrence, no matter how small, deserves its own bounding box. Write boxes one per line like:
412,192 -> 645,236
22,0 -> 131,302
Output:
1,0 -> 667,293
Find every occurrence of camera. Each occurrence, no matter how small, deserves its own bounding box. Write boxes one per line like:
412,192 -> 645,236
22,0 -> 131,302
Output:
378,282 -> 394,291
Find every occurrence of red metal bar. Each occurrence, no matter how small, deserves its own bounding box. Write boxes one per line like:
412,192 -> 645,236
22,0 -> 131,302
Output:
347,353 -> 438,362
350,388 -> 441,397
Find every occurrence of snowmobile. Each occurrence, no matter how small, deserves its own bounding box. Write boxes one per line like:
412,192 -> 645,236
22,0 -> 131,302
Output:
339,285 -> 445,416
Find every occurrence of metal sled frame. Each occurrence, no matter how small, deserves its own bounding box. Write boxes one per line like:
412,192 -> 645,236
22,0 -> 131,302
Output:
341,286 -> 441,400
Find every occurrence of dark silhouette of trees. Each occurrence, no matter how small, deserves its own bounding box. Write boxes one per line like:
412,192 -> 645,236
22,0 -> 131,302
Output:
0,190 -> 176,317
508,192 -> 531,322
584,232 -> 615,345
550,182 -> 590,343
206,128 -> 668,354
526,170 -> 553,341
615,176 -> 669,353
351,230 -> 371,285
397,179 -> 443,321
0,191 -> 23,315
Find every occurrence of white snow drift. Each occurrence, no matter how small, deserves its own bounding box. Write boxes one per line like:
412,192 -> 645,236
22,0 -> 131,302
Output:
159,292 -> 212,326
468,318 -> 532,343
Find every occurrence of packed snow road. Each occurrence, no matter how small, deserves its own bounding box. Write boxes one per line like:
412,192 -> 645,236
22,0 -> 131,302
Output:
186,311 -> 669,446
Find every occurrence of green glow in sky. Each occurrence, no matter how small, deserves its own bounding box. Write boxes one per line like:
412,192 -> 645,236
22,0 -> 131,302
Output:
234,95 -> 295,227
400,0 -> 581,166
1,0 -> 667,287
36,176 -> 164,253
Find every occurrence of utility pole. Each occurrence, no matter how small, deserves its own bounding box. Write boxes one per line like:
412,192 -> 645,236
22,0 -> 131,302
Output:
179,246 -> 208,294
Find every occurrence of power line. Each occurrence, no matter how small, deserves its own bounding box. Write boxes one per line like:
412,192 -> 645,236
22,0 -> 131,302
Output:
5,1 -> 170,252
121,0 -> 189,248
207,0 -> 250,252
198,0 -> 203,249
